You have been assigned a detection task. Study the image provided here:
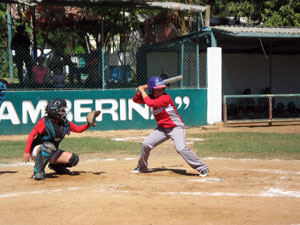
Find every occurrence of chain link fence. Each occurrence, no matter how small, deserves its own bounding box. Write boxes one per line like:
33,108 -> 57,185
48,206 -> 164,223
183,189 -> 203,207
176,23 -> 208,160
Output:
1,6 -> 208,90
223,94 -> 300,126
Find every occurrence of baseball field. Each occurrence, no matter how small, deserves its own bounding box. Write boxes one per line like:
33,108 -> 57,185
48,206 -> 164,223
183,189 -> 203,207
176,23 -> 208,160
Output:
1,125 -> 300,225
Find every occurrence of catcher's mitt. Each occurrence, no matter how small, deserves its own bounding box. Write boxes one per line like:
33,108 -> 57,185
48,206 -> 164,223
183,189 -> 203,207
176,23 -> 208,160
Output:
86,110 -> 101,126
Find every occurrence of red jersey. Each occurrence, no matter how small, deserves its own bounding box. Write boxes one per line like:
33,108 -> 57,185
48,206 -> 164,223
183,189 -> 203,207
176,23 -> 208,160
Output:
24,118 -> 90,154
133,92 -> 184,128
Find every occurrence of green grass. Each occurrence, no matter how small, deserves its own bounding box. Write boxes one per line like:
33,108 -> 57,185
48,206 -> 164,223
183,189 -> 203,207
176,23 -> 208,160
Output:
1,132 -> 300,160
190,132 -> 300,159
0,137 -> 140,158
0,140 -> 27,158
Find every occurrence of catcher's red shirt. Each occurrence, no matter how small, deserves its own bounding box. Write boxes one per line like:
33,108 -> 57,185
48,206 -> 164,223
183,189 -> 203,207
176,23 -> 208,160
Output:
133,92 -> 184,128
24,119 -> 89,154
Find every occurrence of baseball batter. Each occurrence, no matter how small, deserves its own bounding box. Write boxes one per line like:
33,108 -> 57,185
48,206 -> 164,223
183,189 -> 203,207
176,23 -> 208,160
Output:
23,98 -> 100,180
132,76 -> 209,177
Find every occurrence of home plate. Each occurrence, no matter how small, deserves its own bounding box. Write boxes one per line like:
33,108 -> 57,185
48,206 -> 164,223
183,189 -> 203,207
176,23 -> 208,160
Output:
189,177 -> 223,183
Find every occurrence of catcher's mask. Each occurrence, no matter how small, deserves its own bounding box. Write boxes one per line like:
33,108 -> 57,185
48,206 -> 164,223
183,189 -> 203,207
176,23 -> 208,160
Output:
45,98 -> 68,122
147,76 -> 166,94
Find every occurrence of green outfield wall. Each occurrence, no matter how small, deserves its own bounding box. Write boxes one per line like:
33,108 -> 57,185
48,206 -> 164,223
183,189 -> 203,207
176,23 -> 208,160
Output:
0,89 -> 207,135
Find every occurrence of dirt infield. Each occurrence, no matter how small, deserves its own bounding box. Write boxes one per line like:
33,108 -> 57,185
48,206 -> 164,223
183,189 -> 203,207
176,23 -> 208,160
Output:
1,125 -> 300,225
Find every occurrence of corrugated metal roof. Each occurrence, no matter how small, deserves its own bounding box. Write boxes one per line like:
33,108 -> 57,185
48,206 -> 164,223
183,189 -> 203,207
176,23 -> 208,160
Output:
4,0 -> 206,11
2,0 -> 149,7
147,2 -> 206,12
212,26 -> 300,38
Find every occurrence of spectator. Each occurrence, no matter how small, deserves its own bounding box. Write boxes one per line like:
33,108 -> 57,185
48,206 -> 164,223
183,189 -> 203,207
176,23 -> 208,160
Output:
48,48 -> 79,86
257,87 -> 276,113
48,49 -> 65,88
285,101 -> 300,118
68,58 -> 81,85
256,101 -> 268,119
263,87 -> 271,94
48,48 -> 64,73
238,88 -> 256,119
273,102 -> 286,118
32,56 -> 48,88
227,103 -> 240,120
52,66 -> 65,88
85,51 -> 102,88
11,25 -> 33,87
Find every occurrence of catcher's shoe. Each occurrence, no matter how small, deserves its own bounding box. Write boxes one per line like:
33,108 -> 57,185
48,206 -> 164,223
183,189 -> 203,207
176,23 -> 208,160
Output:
48,163 -> 70,174
131,166 -> 150,173
32,172 -> 45,180
199,168 -> 209,177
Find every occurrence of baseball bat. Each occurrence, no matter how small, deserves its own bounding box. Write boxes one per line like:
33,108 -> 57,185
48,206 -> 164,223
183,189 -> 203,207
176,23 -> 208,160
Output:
135,75 -> 183,92
163,75 -> 183,85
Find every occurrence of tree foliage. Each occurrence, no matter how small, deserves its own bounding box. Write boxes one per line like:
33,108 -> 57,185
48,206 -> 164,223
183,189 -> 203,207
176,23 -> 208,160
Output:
199,0 -> 300,26
0,3 -> 8,46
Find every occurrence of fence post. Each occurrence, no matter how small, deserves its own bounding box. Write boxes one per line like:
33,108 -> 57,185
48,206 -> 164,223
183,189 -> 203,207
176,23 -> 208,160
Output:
101,9 -> 105,89
180,42 -> 184,88
196,37 -> 200,88
268,96 -> 273,126
223,95 -> 227,127
7,12 -> 13,81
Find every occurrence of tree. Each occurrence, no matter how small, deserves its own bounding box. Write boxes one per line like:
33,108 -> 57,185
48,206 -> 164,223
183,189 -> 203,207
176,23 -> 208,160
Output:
0,3 -> 7,44
199,0 -> 300,27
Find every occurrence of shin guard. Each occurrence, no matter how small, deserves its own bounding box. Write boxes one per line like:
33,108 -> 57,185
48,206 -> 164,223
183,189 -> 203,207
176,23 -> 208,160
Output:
33,142 -> 56,180
33,150 -> 52,180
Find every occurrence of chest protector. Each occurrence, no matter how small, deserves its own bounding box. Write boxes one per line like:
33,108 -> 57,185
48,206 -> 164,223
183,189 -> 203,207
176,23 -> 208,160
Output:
33,117 -> 70,148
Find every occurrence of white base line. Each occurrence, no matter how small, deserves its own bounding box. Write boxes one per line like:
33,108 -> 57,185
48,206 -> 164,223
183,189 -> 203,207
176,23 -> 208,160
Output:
226,168 -> 300,175
1,187 -> 300,199
0,162 -> 34,167
1,157 -> 299,167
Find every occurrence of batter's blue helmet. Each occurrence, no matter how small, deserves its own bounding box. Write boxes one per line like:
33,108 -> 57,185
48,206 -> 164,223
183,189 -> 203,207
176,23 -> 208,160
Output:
0,82 -> 7,105
147,76 -> 166,93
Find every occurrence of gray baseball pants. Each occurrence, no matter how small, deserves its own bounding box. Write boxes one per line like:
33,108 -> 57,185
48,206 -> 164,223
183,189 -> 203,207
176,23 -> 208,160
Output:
137,126 -> 208,172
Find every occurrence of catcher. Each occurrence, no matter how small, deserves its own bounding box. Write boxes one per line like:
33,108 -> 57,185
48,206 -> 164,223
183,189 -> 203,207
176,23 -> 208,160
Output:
132,76 -> 209,177
23,98 -> 100,180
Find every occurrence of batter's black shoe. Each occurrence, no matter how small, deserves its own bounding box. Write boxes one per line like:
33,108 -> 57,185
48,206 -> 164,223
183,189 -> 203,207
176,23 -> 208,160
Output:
48,163 -> 70,174
131,167 -> 150,173
199,169 -> 209,177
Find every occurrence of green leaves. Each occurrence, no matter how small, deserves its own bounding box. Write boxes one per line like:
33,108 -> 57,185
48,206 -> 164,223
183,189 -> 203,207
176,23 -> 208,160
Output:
199,0 -> 300,27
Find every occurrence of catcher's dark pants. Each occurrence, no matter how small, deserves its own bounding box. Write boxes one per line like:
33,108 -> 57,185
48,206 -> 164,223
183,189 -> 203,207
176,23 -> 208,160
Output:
137,126 -> 208,172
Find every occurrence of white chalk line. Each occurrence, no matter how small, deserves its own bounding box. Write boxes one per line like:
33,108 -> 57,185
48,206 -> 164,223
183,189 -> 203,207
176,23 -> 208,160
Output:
226,168 -> 300,175
2,156 -> 296,167
1,157 -> 299,170
1,186 -> 300,199
0,158 -> 136,167
86,157 -> 135,162
0,162 -> 34,167
111,137 -> 203,142
203,157 -> 290,161
189,177 -> 224,183
111,136 -> 147,141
